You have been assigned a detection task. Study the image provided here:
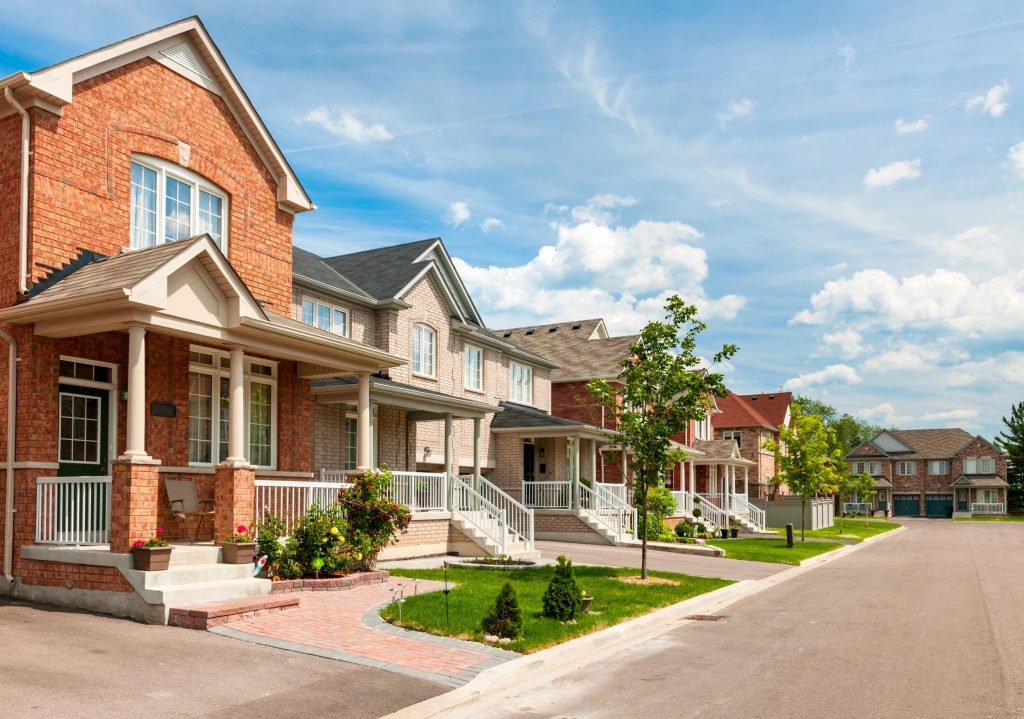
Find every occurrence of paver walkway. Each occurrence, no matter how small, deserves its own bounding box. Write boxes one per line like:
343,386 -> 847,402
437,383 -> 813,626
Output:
211,578 -> 517,687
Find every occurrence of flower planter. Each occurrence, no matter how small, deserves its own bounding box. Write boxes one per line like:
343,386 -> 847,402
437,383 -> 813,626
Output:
719,528 -> 729,539
132,546 -> 172,571
221,542 -> 256,565
729,527 -> 739,538
581,595 -> 594,614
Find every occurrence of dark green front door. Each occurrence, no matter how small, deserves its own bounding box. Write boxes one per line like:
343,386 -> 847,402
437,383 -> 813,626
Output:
877,490 -> 888,512
956,489 -> 970,512
926,494 -> 953,518
893,494 -> 920,516
57,385 -> 110,476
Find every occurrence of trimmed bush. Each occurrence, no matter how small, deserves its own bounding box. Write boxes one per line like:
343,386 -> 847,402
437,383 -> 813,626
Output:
674,521 -> 693,539
481,582 -> 524,639
542,555 -> 583,621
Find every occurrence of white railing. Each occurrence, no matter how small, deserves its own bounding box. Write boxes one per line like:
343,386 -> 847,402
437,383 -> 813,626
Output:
596,483 -> 628,504
388,471 -> 448,512
450,474 -> 507,555
35,476 -> 112,545
469,474 -> 534,549
255,479 -> 351,536
728,493 -> 766,532
843,502 -> 872,515
697,492 -> 724,508
971,503 -> 1005,514
579,482 -> 637,543
522,481 -> 572,508
671,490 -> 694,518
691,495 -> 725,533
320,468 -> 349,483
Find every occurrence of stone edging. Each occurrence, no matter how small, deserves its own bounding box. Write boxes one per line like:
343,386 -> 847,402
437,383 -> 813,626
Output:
271,570 -> 389,594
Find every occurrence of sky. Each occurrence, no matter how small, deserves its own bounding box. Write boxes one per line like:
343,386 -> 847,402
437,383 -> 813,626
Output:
1,1 -> 1022,440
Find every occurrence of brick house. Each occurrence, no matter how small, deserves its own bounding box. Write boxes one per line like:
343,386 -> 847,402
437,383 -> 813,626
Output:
0,18 -> 407,621
712,391 -> 792,499
844,429 -> 1009,518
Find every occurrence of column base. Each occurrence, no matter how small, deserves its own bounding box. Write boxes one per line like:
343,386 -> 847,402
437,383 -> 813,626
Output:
109,459 -> 162,553
214,465 -> 256,544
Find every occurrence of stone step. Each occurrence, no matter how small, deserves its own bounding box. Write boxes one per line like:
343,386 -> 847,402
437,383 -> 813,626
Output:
166,544 -> 223,566
156,577 -> 271,610
169,593 -> 299,630
142,562 -> 254,588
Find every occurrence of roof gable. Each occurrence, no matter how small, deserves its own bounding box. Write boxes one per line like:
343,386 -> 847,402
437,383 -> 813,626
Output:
714,392 -> 776,430
737,392 -> 792,427
872,431 -> 914,453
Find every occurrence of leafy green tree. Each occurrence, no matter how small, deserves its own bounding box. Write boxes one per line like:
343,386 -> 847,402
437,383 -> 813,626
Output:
794,395 -> 889,454
588,297 -> 737,579
542,555 -> 583,621
482,582 -> 524,639
836,463 -> 876,532
995,402 -> 1024,512
764,403 -> 842,540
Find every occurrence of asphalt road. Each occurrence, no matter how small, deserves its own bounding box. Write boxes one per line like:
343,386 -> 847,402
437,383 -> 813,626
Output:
467,521 -> 1024,718
0,595 -> 444,718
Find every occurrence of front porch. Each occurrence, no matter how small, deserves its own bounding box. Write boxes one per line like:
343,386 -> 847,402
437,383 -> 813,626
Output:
952,475 -> 1009,518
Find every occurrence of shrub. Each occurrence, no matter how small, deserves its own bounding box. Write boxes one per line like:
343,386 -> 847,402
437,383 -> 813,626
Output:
674,522 -> 693,539
634,485 -> 677,542
291,502 -> 350,576
481,582 -> 524,639
542,555 -> 583,621
338,467 -> 413,569
255,513 -> 300,578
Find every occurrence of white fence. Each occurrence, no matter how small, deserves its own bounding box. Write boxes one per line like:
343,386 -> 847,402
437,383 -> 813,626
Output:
596,483 -> 628,504
387,471 -> 447,511
671,490 -> 694,518
522,481 -> 572,508
843,502 -> 872,515
35,476 -> 112,545
255,479 -> 351,536
971,502 -> 1005,514
469,474 -> 534,548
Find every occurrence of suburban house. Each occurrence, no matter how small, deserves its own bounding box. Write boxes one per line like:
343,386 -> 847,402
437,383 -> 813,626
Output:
712,391 -> 792,500
844,429 -> 1009,518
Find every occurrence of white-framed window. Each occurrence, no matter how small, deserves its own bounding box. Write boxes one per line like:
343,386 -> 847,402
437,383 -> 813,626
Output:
964,457 -> 996,474
58,392 -> 102,464
464,345 -> 483,391
130,155 -> 228,251
412,324 -> 436,377
896,461 -> 916,476
977,488 -> 999,504
299,297 -> 348,337
723,430 -> 742,448
509,362 -> 533,404
854,461 -> 881,475
928,460 -> 950,475
695,414 -> 711,441
188,347 -> 276,468
345,413 -> 358,470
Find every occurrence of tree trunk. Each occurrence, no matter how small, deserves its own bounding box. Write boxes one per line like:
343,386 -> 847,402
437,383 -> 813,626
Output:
640,484 -> 649,580
801,498 -> 806,541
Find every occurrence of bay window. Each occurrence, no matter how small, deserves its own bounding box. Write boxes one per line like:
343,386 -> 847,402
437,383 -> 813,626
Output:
464,345 -> 483,391
130,155 -> 228,251
412,324 -> 436,377
509,362 -> 533,404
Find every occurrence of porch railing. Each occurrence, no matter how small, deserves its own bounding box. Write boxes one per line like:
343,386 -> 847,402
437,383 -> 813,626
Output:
35,476 -> 112,545
522,481 -> 572,508
579,482 -> 636,543
843,502 -> 872,515
255,479 -> 351,536
971,502 -> 1005,514
466,474 -> 534,549
596,482 -> 628,504
671,490 -> 694,518
728,493 -> 766,532
388,471 -> 448,512
450,474 -> 507,555
691,495 -> 725,533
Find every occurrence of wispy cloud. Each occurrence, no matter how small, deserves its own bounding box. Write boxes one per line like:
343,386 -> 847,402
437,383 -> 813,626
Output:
966,81 -> 1010,117
863,159 -> 922,188
481,217 -> 503,232
445,201 -> 471,226
1010,141 -> 1024,177
894,117 -> 929,134
783,364 -> 862,392
297,107 -> 393,143
837,43 -> 856,70
716,98 -> 756,128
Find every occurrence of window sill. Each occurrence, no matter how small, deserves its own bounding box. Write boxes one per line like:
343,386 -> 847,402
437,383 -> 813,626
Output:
411,372 -> 438,381
464,386 -> 485,395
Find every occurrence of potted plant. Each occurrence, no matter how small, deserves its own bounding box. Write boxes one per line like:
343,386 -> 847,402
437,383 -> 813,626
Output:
131,528 -> 171,571
719,526 -> 729,539
221,524 -> 257,564
729,522 -> 739,539
580,591 -> 594,614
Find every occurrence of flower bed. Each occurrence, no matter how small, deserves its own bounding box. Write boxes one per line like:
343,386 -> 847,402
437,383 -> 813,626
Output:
271,569 -> 390,594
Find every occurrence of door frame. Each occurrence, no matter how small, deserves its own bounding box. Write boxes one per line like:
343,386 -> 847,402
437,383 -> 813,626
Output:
58,356 -> 118,475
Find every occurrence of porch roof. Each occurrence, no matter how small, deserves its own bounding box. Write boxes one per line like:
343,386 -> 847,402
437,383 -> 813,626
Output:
312,375 -> 498,419
490,401 -> 612,441
951,475 -> 1008,488
690,439 -> 757,466
872,477 -> 893,489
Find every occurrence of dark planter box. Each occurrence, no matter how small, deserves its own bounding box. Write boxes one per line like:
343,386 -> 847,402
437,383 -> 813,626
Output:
132,546 -> 172,571
221,542 -> 256,565
719,528 -> 729,539
729,528 -> 739,538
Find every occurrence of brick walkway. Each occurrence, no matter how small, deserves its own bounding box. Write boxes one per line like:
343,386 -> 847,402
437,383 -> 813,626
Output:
210,578 -> 517,687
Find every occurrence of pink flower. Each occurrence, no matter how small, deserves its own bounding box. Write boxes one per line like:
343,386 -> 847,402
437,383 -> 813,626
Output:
132,540 -> 143,549
156,527 -> 165,535
236,524 -> 248,534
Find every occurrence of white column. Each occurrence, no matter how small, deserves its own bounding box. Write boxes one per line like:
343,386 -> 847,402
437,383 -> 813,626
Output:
224,346 -> 246,465
444,414 -> 453,476
689,461 -> 696,495
744,466 -> 749,495
122,324 -> 149,459
572,436 -> 581,508
590,439 -> 598,486
472,417 -> 481,488
356,372 -> 371,469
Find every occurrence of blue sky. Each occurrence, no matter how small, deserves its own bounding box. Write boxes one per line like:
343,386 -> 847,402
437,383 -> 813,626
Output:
2,1 -> 1023,439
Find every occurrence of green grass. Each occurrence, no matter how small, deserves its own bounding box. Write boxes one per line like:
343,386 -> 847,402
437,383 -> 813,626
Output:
382,565 -> 732,653
953,515 -> 1024,522
706,538 -> 843,565
770,520 -> 901,542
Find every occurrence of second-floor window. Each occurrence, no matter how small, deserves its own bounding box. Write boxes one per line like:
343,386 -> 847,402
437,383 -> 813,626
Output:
509,362 -> 533,404
928,460 -> 950,475
130,156 -> 228,251
300,298 -> 348,337
964,457 -> 995,474
464,345 -> 483,391
723,430 -> 742,448
412,324 -> 436,377
854,461 -> 881,475
896,461 -> 916,475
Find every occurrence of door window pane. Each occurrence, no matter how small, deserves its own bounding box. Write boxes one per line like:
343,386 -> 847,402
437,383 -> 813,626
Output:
130,162 -> 157,248
58,392 -> 100,464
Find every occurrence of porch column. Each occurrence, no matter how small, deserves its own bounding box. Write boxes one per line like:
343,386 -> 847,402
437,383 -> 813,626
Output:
122,323 -> 149,459
590,439 -> 598,486
356,372 -> 371,470
572,436 -> 581,509
223,347 -> 247,465
689,460 -> 696,494
473,417 -> 482,489
744,466 -> 749,495
444,413 -> 453,476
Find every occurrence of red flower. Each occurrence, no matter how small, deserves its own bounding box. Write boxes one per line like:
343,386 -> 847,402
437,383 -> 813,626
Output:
156,527 -> 165,535
236,524 -> 248,534
132,540 -> 143,549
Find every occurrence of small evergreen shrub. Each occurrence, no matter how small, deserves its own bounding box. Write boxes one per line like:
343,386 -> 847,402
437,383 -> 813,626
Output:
542,555 -> 583,621
674,521 -> 693,539
481,582 -> 524,639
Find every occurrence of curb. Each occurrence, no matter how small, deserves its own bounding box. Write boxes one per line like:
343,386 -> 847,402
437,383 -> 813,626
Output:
380,522 -> 908,719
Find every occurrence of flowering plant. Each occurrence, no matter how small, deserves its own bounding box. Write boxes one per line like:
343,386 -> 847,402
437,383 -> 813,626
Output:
223,524 -> 254,544
337,466 -> 411,570
132,527 -> 168,549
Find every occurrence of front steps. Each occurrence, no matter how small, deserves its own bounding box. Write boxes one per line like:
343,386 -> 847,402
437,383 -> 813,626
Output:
450,511 -> 540,560
576,509 -> 630,546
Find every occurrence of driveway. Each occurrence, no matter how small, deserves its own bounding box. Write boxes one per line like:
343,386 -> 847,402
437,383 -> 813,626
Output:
0,595 -> 444,718
451,521 -> 1024,718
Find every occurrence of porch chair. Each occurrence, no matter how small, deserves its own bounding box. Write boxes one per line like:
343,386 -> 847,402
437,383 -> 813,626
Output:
165,479 -> 216,544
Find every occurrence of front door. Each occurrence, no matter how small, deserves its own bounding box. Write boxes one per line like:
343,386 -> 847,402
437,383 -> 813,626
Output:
876,489 -> 888,512
956,489 -> 969,512
522,442 -> 535,482
58,384 -> 110,476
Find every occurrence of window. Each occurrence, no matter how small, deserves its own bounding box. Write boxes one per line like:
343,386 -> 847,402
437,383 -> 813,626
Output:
509,362 -> 533,404
855,461 -> 881,475
695,415 -> 711,441
345,414 -> 358,470
412,324 -> 436,377
977,488 -> 998,504
188,348 -> 276,467
723,430 -> 742,448
964,457 -> 995,474
129,156 -> 228,251
299,297 -> 348,337
464,345 -> 483,391
928,460 -> 950,475
896,461 -> 916,476
58,393 -> 101,464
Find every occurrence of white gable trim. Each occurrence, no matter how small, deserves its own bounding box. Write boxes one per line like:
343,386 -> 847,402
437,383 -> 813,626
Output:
411,240 -> 484,326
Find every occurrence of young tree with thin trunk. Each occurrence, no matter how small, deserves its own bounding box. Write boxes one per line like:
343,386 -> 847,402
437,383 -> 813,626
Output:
587,296 -> 736,579
996,401 -> 1024,513
836,462 -> 876,532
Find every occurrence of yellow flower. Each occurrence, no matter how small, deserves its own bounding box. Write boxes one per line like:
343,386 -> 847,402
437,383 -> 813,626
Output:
338,535 -> 345,544
330,527 -> 339,535
355,552 -> 362,561
321,537 -> 328,543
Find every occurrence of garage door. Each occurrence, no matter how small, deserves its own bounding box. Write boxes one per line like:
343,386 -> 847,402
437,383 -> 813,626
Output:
893,494 -> 920,516
926,494 -> 953,518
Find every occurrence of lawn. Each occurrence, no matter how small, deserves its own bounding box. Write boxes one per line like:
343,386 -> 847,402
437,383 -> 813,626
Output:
705,538 -> 843,565
953,516 -> 1024,522
382,564 -> 732,653
771,520 -> 901,542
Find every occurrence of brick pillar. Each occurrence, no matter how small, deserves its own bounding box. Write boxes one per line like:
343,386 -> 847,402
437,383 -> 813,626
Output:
109,459 -> 161,553
215,465 -> 255,543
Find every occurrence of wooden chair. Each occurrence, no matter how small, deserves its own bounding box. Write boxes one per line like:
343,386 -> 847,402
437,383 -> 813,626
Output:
165,479 -> 215,543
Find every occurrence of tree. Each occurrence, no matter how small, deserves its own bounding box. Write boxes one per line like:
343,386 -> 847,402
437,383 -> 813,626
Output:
793,395 -> 890,454
995,401 -> 1024,512
836,462 -> 876,532
763,403 -> 842,540
588,296 -> 737,579
542,555 -> 583,621
482,582 -> 524,639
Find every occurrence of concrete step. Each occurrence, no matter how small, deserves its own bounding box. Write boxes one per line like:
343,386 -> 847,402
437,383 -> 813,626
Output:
169,594 -> 299,630
166,544 -> 222,566
142,562 -> 254,588
157,577 -> 271,609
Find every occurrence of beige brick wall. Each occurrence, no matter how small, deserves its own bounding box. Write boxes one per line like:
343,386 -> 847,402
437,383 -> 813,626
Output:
290,286 -> 376,345
313,404 -> 346,472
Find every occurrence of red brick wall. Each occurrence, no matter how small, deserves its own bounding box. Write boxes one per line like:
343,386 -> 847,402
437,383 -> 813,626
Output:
0,114 -> 21,308
17,560 -> 132,592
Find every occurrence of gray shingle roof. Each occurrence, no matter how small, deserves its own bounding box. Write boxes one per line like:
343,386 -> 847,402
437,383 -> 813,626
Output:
322,238 -> 439,301
292,247 -> 372,300
491,401 -> 585,430
498,319 -> 637,381
846,429 -> 978,460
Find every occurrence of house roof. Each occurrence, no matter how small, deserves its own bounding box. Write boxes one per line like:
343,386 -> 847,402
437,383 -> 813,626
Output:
0,16 -> 312,212
846,428 -> 978,460
498,319 -> 637,382
714,392 -> 777,431
733,392 -> 792,428
322,239 -> 440,301
292,247 -> 373,301
692,439 -> 755,464
491,401 -> 586,430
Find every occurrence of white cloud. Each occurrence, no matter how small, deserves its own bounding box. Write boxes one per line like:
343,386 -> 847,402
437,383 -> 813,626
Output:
855,403 -> 901,425
481,217 -> 503,232
783,364 -> 862,392
825,262 -> 848,273
821,328 -> 866,358
297,107 -> 393,143
921,408 -> 979,422
939,226 -> 1008,276
717,98 -> 756,128
445,201 -> 471,226
863,159 -> 922,189
861,341 -> 967,373
966,81 -> 1010,117
1009,141 -> 1024,178
894,118 -> 928,134
838,44 -> 856,70
557,41 -> 638,130
452,198 -> 745,333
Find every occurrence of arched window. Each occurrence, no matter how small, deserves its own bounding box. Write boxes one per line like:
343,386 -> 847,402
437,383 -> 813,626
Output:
130,155 -> 228,251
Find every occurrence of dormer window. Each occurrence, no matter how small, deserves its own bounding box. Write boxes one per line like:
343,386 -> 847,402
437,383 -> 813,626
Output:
130,156 -> 228,251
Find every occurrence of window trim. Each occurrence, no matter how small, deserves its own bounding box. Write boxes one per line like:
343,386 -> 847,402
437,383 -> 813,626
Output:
463,344 -> 484,393
896,460 -> 916,476
722,430 -> 742,448
854,461 -> 881,475
509,361 -> 533,405
412,323 -> 438,379
928,460 -> 950,475
130,154 -> 229,252
964,456 -> 995,475
299,296 -> 349,338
